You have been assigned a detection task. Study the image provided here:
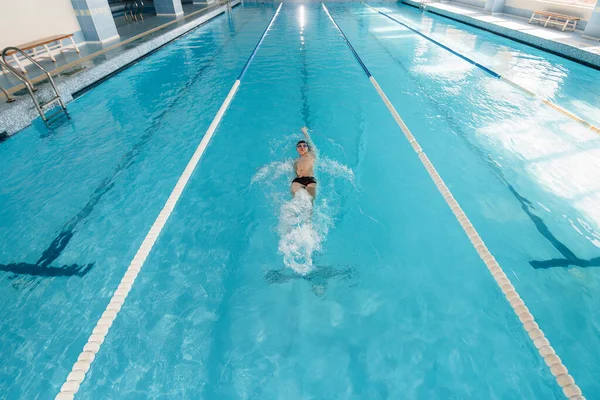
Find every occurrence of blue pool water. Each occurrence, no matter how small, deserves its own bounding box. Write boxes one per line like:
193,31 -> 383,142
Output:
1,2 -> 599,398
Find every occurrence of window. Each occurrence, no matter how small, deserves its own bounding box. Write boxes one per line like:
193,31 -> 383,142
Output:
541,0 -> 597,7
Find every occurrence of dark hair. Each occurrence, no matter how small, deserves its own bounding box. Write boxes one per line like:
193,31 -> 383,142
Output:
297,140 -> 309,149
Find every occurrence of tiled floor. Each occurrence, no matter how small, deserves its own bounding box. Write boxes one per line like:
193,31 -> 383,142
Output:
115,3 -> 210,38
403,0 -> 600,66
0,3 -> 209,96
434,2 -> 600,53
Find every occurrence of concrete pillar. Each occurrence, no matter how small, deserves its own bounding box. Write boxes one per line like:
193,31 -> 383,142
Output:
154,0 -> 184,16
583,1 -> 600,39
71,0 -> 119,43
490,0 -> 506,13
484,0 -> 506,14
484,0 -> 494,12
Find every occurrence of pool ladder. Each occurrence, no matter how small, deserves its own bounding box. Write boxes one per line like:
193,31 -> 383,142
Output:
1,46 -> 68,122
0,63 -> 15,103
0,84 -> 15,103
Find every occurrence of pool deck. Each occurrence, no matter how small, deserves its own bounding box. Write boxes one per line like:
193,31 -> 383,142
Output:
402,0 -> 600,69
0,1 -> 239,137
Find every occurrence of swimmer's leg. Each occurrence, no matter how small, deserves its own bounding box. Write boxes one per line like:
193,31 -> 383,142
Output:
291,182 -> 303,195
306,183 -> 317,199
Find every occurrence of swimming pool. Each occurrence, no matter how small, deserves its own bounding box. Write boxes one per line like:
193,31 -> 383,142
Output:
1,2 -> 599,398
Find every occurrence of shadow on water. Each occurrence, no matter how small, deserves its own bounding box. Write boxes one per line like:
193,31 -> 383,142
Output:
0,177 -> 112,288
0,13 -> 251,288
507,185 -> 600,269
265,265 -> 358,297
353,7 -> 600,269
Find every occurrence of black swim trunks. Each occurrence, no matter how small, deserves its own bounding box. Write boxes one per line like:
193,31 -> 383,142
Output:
292,176 -> 317,187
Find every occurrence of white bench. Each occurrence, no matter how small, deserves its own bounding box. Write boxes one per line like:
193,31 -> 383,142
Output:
5,34 -> 80,74
528,11 -> 581,32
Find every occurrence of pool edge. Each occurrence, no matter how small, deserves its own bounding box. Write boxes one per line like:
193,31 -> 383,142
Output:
0,1 -> 241,137
401,0 -> 600,71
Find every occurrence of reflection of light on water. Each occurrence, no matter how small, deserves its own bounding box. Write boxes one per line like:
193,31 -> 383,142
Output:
412,60 -> 473,79
477,109 -> 600,246
378,34 -> 413,40
298,5 -> 305,28
370,26 -> 406,33
568,99 -> 600,127
411,40 -> 473,85
252,157 -> 354,274
498,50 -> 565,99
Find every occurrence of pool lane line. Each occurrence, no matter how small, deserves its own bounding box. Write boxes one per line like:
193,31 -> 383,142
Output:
5,0 -> 241,98
363,2 -> 499,78
1,9 -> 262,286
347,8 -> 600,271
238,3 -> 282,80
362,3 -> 600,135
322,3 -> 583,399
55,3 -> 283,399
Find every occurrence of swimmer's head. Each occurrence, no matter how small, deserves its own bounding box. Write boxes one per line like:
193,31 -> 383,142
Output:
296,140 -> 309,155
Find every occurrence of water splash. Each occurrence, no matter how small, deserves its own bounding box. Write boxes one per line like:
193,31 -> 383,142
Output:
277,189 -> 323,274
319,157 -> 355,188
251,160 -> 294,184
251,156 -> 354,275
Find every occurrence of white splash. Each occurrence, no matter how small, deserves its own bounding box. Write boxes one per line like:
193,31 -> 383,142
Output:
251,160 -> 294,184
319,158 -> 355,187
252,156 -> 353,275
277,189 -> 322,274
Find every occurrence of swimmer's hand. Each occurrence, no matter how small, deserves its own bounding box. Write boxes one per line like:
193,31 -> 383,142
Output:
301,126 -> 317,156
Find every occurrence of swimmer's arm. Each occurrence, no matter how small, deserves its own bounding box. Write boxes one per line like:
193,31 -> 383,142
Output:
301,126 -> 317,158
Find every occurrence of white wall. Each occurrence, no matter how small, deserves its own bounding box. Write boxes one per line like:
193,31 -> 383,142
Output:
504,0 -> 595,20
0,0 -> 82,49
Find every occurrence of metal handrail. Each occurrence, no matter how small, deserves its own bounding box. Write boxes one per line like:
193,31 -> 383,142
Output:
0,65 -> 15,103
1,47 -> 67,120
0,85 -> 15,103
0,61 -> 15,102
0,59 -> 38,106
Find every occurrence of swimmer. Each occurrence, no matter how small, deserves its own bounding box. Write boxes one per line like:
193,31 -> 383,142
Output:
291,127 -> 317,198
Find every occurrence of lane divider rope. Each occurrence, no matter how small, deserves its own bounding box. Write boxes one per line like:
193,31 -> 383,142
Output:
322,3 -> 584,399
55,3 -> 282,399
365,2 -> 499,78
362,2 -> 600,135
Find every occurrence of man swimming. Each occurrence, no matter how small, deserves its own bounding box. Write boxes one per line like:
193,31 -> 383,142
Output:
291,126 -> 317,198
